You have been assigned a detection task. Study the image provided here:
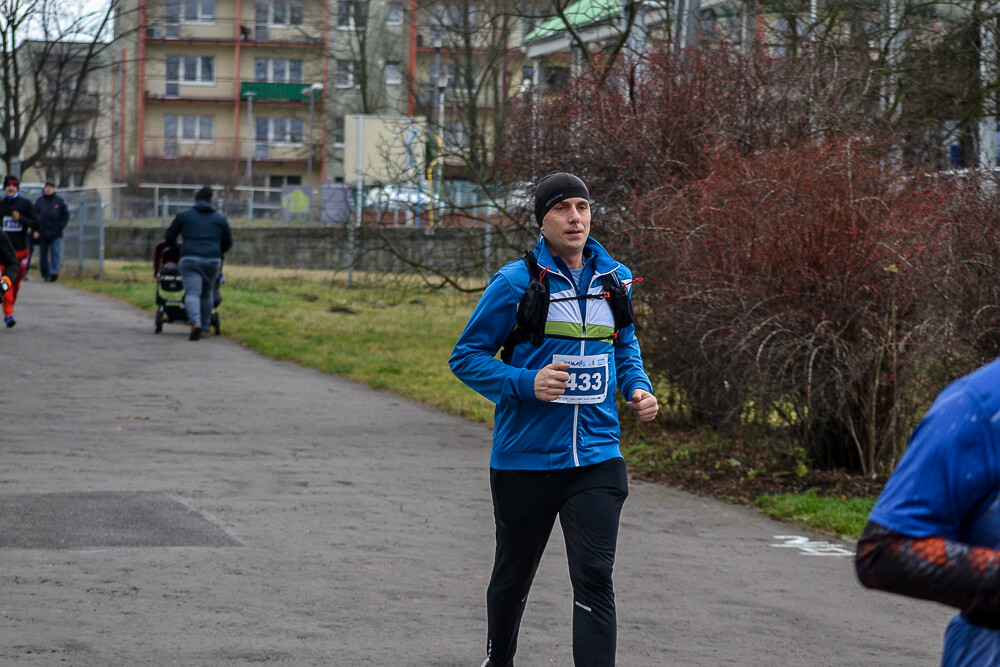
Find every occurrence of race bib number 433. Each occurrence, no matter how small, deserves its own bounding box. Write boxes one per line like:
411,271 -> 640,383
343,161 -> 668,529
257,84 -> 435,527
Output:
552,354 -> 609,405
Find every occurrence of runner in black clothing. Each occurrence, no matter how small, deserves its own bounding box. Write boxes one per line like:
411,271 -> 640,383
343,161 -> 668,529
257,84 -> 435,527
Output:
0,229 -> 18,299
0,175 -> 38,327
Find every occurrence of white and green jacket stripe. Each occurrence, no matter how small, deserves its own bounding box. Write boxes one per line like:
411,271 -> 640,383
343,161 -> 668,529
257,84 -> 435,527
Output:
449,235 -> 653,471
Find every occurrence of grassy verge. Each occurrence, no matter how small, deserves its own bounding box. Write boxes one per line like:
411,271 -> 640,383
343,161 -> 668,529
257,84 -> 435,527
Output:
62,261 -> 876,540
753,492 -> 876,541
63,261 -> 495,425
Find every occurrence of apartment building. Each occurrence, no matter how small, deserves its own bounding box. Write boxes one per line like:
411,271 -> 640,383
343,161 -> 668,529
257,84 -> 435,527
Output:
15,41 -> 112,189
113,0 -> 329,191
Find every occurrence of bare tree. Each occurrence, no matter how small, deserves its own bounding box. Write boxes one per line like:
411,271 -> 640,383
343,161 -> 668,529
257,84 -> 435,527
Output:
330,0 -> 405,115
0,0 -> 120,175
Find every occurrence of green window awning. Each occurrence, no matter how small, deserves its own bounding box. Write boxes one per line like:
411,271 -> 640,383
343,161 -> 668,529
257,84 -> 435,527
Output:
240,81 -> 313,101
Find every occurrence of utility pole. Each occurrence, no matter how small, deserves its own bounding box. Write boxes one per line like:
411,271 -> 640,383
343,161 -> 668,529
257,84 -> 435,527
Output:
980,3 -> 998,170
433,37 -> 444,226
245,91 -> 256,224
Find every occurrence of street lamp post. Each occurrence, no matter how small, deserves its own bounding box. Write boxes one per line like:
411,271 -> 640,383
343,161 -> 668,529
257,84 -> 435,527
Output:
432,38 -> 445,225
304,82 -> 324,219
245,90 -> 256,224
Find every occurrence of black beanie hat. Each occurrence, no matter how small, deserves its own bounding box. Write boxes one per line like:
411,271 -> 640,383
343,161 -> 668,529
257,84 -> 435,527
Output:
534,172 -> 589,226
3,175 -> 19,189
195,186 -> 213,202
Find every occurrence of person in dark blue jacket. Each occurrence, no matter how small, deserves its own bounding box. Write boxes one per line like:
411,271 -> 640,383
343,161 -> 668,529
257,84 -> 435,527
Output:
164,186 -> 233,341
33,181 -> 70,282
450,172 -> 658,667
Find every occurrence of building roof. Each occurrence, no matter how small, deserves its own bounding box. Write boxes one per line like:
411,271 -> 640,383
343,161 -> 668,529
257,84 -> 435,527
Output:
524,0 -> 621,43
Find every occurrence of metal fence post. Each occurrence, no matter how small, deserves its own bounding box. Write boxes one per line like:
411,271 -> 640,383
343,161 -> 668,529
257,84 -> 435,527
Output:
162,196 -> 170,227
484,222 -> 492,284
77,199 -> 88,272
98,197 -> 106,281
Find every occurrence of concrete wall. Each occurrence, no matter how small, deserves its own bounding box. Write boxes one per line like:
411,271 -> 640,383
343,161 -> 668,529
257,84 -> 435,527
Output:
107,225 -> 533,276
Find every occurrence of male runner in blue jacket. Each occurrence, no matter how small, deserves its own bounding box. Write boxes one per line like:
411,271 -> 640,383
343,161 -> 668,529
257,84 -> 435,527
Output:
450,172 -> 658,667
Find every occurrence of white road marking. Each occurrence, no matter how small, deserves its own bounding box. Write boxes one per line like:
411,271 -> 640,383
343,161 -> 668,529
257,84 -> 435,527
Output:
771,535 -> 855,557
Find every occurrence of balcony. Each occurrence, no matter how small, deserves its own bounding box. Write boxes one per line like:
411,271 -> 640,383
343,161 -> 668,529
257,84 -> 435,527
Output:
143,17 -> 325,46
240,81 -> 325,102
43,139 -> 98,163
45,91 -> 100,115
145,77 -> 326,104
146,75 -> 238,101
144,135 -> 311,163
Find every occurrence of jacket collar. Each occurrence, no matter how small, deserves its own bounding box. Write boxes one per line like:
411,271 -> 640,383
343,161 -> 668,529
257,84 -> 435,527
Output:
534,234 -> 618,277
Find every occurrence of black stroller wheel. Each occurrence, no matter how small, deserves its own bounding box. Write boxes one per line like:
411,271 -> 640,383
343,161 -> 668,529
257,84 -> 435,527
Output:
155,307 -> 164,334
212,311 -> 220,335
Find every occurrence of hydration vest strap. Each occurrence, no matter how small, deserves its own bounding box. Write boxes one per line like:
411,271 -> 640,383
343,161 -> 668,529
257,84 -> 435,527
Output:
499,251 -> 637,364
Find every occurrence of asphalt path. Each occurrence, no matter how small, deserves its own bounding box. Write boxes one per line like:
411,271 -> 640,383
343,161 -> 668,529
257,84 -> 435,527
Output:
2,279 -> 954,666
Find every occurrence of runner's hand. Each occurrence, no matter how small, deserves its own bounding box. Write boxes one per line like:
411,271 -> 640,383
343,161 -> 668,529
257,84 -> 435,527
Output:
11,211 -> 18,221
534,362 -> 570,402
627,389 -> 658,422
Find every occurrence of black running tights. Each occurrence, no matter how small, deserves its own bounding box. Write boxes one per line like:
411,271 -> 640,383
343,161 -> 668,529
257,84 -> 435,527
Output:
485,457 -> 629,667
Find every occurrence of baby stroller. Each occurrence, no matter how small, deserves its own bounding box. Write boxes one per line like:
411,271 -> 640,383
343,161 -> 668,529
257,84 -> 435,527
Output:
153,241 -> 223,335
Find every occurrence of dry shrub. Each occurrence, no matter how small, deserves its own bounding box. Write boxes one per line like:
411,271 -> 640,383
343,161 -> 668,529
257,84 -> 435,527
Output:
496,44 -> 1000,475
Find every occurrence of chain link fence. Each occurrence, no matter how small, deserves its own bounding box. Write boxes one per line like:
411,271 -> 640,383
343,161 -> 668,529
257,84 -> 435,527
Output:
61,190 -> 107,279
59,182 -> 534,279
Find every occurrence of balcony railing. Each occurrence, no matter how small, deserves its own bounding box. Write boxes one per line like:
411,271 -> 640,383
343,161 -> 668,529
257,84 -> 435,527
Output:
45,91 -> 100,114
146,77 -> 327,103
144,135 -> 312,162
143,17 -> 325,45
43,140 -> 98,162
145,75 -> 239,101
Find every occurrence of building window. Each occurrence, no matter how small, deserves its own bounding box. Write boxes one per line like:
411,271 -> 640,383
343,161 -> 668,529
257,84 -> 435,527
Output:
443,121 -> 468,150
167,55 -> 215,83
257,0 -> 303,26
698,8 -> 715,39
333,117 -> 345,145
337,1 -> 368,29
336,60 -> 355,87
65,124 -> 88,144
773,16 -> 798,58
257,117 -> 306,143
165,114 -> 214,140
432,3 -> 477,30
183,0 -> 216,21
385,61 -> 401,85
386,0 -> 403,25
430,63 -> 474,90
254,58 -> 303,83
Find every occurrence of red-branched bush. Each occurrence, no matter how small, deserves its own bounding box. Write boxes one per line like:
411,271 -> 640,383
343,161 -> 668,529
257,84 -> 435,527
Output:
495,45 -> 1000,475
634,140 -> 963,474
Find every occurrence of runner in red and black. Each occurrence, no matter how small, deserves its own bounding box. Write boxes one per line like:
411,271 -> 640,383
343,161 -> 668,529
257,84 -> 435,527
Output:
0,229 -> 18,306
0,175 -> 39,327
